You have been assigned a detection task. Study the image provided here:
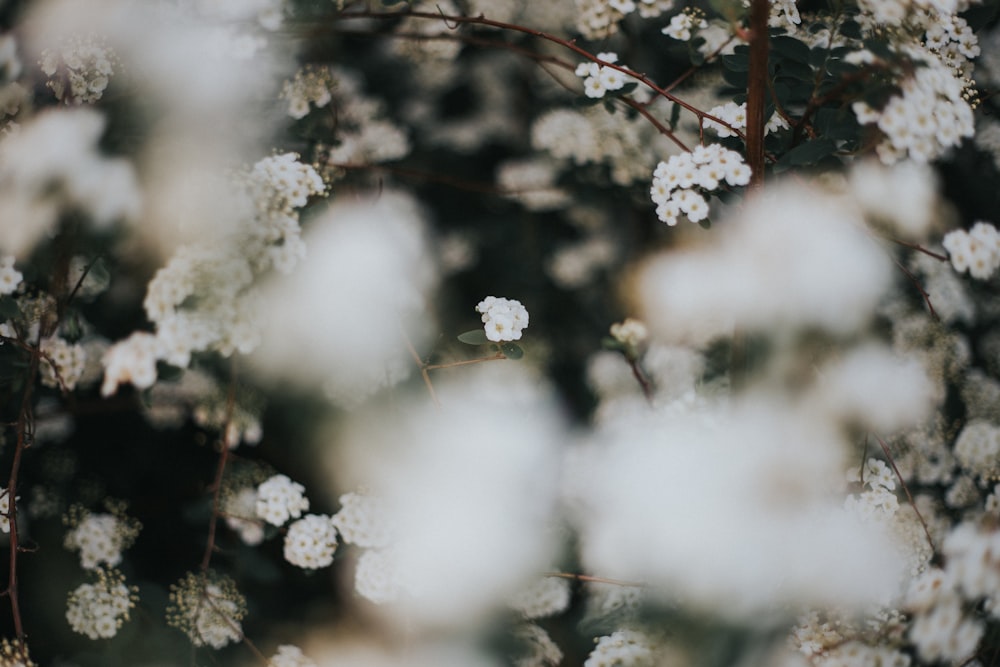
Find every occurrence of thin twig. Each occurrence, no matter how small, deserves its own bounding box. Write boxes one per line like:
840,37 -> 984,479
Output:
891,255 -> 939,322
332,9 -> 744,138
402,328 -> 440,408
200,358 -> 239,574
873,433 -> 936,554
544,571 -> 645,587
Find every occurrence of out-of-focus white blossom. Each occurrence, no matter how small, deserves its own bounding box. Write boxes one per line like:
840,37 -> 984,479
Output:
252,192 -> 437,407
639,181 -> 893,343
0,109 -> 140,257
332,365 -> 564,630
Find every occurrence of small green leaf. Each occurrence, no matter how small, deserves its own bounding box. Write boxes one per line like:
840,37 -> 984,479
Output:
771,35 -> 811,64
722,53 -> 750,72
601,337 -> 624,351
618,82 -> 639,95
458,329 -> 488,345
698,219 -> 712,230
774,59 -> 814,82
500,343 -> 524,360
669,102 -> 681,131
839,19 -> 862,40
774,138 -> 838,172
573,95 -> 604,108
0,296 -> 20,321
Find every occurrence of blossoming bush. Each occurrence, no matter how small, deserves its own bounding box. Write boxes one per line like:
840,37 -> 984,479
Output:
0,0 -> 998,665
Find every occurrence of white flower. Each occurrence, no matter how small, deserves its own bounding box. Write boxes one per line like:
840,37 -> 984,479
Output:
283,514 -> 337,569
255,474 -> 309,527
476,296 -> 529,342
66,569 -> 135,640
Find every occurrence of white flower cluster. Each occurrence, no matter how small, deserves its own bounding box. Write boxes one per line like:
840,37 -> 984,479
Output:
532,106 -> 672,185
703,101 -> 789,138
584,629 -> 657,667
255,474 -> 310,526
507,576 -> 572,619
39,34 -> 117,105
283,514 -> 338,569
0,256 -> 21,295
575,52 -> 633,99
246,152 -> 325,274
497,158 -> 570,211
661,9 -> 708,41
852,50 -> 974,164
954,420 -> 1000,479
331,492 -> 393,548
63,512 -> 139,570
354,547 -> 404,605
610,318 -> 649,354
100,331 -> 159,397
943,222 -> 1000,280
513,623 -> 564,667
224,487 -> 264,546
269,644 -> 317,667
281,65 -> 334,119
0,109 -> 141,256
649,143 -> 751,225
0,488 -> 11,534
130,152 -> 323,393
167,573 -> 246,649
575,0 -> 674,40
844,458 -> 900,523
320,68 -> 410,170
65,568 -> 135,640
39,336 -> 86,391
476,296 -> 529,342
901,522 -> 1000,663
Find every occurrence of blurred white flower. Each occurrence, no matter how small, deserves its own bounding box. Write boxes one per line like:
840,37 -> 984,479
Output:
251,192 -> 437,407
639,181 -> 893,344
331,364 -> 564,630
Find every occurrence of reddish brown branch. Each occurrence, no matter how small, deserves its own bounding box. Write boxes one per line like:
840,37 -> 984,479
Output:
873,433 -> 936,554
745,0 -> 769,190
200,358 -> 239,573
333,9 -> 743,138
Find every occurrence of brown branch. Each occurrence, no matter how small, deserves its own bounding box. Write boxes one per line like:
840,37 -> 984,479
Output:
402,328 -> 440,408
6,342 -> 40,642
745,0 -> 769,190
200,358 -> 239,574
873,433 -> 936,554
332,9 -> 744,138
544,571 -> 645,587
424,352 -> 505,371
891,255 -> 939,322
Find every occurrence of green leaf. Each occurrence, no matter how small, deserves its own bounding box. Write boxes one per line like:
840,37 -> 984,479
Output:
458,329 -> 488,345
573,95 -> 604,108
771,35 -> 811,64
618,82 -> 638,95
698,219 -> 712,230
0,296 -> 20,321
722,53 -> 750,72
500,343 -> 524,360
669,102 -> 681,130
774,138 -> 838,172
722,68 -> 748,89
815,107 -> 861,140
774,59 -> 813,82
601,336 -> 624,351
839,19 -> 862,40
